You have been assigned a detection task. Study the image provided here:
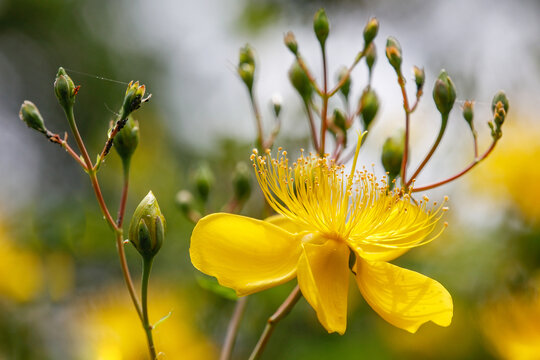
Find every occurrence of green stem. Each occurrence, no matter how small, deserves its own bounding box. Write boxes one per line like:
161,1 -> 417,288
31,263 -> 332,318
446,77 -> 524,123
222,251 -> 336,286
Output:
142,257 -> 157,360
320,46 -> 329,156
220,297 -> 248,360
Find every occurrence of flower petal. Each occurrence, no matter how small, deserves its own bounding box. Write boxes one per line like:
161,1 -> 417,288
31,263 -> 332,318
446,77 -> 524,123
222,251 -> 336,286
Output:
190,213 -> 301,296
297,239 -> 350,334
264,214 -> 310,234
355,258 -> 453,333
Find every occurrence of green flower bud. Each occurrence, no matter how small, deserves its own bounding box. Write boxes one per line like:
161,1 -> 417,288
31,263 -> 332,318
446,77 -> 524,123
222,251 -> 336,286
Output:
381,131 -> 404,185
238,44 -> 255,68
313,8 -> 329,47
289,61 -> 313,101
54,67 -> 77,110
176,190 -> 195,217
19,101 -> 47,134
232,162 -> 251,202
271,93 -> 282,118
462,100 -> 474,128
337,66 -> 351,100
122,81 -> 151,118
432,70 -> 456,117
114,115 -> 139,162
238,63 -> 255,92
284,32 -> 298,55
385,37 -> 402,72
328,109 -> 348,146
193,163 -> 215,202
359,89 -> 379,129
493,101 -> 507,128
128,191 -> 165,260
363,17 -> 379,45
365,42 -> 377,73
413,66 -> 425,92
491,90 -> 509,115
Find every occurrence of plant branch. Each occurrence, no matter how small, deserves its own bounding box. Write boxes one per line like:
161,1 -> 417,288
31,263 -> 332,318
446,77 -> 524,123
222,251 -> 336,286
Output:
142,257 -> 157,360
220,297 -> 249,360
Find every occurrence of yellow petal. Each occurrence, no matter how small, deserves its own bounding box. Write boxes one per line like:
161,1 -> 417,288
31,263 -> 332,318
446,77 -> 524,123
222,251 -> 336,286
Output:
265,214 -> 311,234
356,258 -> 453,333
297,239 -> 350,334
190,213 -> 301,296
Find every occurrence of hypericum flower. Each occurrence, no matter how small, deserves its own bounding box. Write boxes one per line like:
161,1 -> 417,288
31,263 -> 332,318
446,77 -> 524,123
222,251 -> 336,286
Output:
190,139 -> 452,334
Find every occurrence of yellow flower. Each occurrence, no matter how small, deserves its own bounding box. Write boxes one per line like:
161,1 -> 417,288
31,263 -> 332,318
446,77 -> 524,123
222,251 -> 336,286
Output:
190,141 -> 452,334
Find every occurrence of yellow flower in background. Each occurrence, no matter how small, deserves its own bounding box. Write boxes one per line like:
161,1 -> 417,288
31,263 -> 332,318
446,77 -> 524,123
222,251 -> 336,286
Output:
74,286 -> 216,360
482,285 -> 540,360
190,141 -> 452,334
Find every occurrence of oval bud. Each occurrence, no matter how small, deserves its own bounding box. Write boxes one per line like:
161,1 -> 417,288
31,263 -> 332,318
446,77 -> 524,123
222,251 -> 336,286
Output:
271,93 -> 282,118
363,17 -> 379,45
462,101 -> 474,127
385,37 -> 402,71
365,42 -> 377,73
193,163 -> 215,202
381,131 -> 404,185
284,32 -> 298,55
238,44 -> 256,67
289,61 -> 313,101
238,63 -> 255,92
336,66 -> 351,100
313,8 -> 329,47
233,162 -> 252,202
114,115 -> 139,162
19,101 -> 47,134
176,190 -> 194,216
413,66 -> 425,91
54,67 -> 76,110
359,89 -> 379,129
491,90 -> 509,115
122,81 -> 150,117
128,191 -> 165,260
432,70 -> 456,117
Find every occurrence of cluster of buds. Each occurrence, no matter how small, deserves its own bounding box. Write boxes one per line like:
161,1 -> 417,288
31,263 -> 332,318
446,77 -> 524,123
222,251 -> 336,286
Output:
489,91 -> 509,140
121,81 -> 151,119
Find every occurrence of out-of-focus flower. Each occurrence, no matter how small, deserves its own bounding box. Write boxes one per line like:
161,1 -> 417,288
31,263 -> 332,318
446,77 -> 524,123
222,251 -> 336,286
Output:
0,223 -> 42,302
474,124 -> 540,223
74,286 -> 216,360
481,283 -> 540,359
191,141 -> 452,335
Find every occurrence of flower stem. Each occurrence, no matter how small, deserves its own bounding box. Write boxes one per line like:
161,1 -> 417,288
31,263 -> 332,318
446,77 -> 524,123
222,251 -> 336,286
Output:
248,285 -> 302,360
117,158 -> 131,227
397,73 -> 411,188
249,91 -> 265,151
142,257 -> 157,360
320,46 -> 329,156
220,297 -> 248,360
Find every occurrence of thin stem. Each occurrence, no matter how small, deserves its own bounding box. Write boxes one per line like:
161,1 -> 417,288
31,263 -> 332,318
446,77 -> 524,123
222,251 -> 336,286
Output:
397,73 -> 411,187
248,285 -> 302,360
142,257 -> 157,360
320,47 -> 329,156
220,297 -> 248,360
116,231 -> 143,320
249,91 -> 265,151
47,132 -> 88,170
412,140 -> 498,192
406,115 -> 448,187
296,56 -> 324,97
328,50 -> 365,97
304,101 -> 320,153
117,158 -> 131,227
94,114 -> 129,171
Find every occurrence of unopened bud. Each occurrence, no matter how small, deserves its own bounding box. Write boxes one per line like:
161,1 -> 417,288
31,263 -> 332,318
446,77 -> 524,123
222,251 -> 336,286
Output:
462,101 -> 474,128
432,70 -> 456,117
385,37 -> 402,71
284,32 -> 298,55
54,67 -> 77,110
493,101 -> 506,128
289,61 -> 313,101
193,163 -> 215,202
114,115 -> 139,162
363,17 -> 379,45
176,190 -> 195,216
238,44 -> 255,67
19,101 -> 47,134
122,81 -> 151,117
271,93 -> 282,117
381,131 -> 404,184
313,8 -> 329,47
359,89 -> 379,129
337,66 -> 351,100
365,42 -> 377,73
128,191 -> 165,260
413,66 -> 425,92
238,63 -> 255,92
491,90 -> 509,115
232,162 -> 251,202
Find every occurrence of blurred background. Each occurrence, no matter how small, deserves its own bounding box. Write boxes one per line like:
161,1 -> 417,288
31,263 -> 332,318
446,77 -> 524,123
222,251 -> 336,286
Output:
1,0 -> 539,358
